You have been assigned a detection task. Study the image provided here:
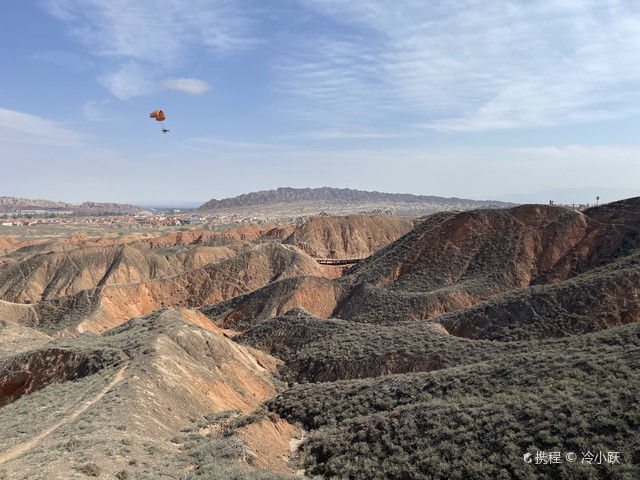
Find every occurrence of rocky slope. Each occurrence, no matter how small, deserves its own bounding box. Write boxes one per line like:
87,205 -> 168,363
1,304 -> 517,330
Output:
0,242 -> 327,336
0,320 -> 51,359
0,225 -> 292,259
0,309 -> 298,479
283,215 -> 413,258
333,199 -> 640,325
0,244 -> 241,303
0,214 -> 411,334
203,198 -> 640,341
201,276 -> 343,329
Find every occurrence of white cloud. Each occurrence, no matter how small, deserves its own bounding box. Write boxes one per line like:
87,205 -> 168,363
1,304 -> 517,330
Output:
164,77 -> 211,95
275,36 -> 396,119
42,0 -> 253,60
98,62 -> 155,100
41,0 -> 254,98
0,107 -> 84,147
284,0 -> 640,130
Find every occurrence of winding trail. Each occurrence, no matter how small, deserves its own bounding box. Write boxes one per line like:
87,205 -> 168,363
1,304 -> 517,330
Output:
0,365 -> 127,465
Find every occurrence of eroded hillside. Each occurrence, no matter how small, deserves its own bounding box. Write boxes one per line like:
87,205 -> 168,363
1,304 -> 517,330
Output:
0,309 -> 298,479
0,214 -> 407,336
2,201 -> 640,479
283,214 -> 413,258
205,198 -> 640,341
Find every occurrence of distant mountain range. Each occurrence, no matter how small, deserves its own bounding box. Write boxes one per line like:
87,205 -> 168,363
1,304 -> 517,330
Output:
1,187 -> 514,218
0,196 -> 143,215
199,187 -> 510,209
197,187 -> 514,218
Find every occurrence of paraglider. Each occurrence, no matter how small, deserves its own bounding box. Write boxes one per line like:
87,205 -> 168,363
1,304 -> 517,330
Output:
149,109 -> 165,121
149,109 -> 169,133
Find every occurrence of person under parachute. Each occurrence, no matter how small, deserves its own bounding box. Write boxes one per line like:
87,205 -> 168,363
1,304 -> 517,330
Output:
149,109 -> 170,133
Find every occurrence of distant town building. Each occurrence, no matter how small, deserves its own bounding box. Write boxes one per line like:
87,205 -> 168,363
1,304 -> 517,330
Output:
16,209 -> 74,216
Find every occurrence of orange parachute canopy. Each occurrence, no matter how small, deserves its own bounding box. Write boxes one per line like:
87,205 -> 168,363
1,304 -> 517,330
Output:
149,109 -> 165,121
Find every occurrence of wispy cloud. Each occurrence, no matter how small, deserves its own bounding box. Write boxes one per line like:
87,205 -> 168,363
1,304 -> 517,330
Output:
164,77 -> 211,95
275,36 -> 396,118
0,107 -> 84,147
98,61 -> 155,100
283,0 -> 640,130
41,0 -> 254,98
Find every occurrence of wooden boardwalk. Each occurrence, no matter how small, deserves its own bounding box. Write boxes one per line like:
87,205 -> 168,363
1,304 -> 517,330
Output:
314,258 -> 364,265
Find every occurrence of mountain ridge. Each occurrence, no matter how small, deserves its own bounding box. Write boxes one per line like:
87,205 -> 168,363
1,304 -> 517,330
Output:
198,187 -> 514,211
0,196 -> 143,215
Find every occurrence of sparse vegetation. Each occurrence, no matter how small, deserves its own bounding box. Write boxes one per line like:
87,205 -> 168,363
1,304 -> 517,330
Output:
237,308 -> 518,382
267,322 -> 640,479
61,438 -> 81,451
178,412 -> 296,480
79,462 -> 101,477
2,199 -> 640,479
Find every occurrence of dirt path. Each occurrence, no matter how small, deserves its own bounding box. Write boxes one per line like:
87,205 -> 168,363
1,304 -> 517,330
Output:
0,365 -> 127,465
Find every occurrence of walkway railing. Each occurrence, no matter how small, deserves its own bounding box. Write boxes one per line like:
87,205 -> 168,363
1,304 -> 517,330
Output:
314,258 -> 364,265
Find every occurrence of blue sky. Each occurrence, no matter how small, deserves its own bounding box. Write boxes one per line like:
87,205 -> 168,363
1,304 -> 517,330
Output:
1,0 -> 639,206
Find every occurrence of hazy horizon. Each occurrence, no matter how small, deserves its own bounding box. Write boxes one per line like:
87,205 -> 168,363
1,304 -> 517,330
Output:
4,185 -> 638,210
